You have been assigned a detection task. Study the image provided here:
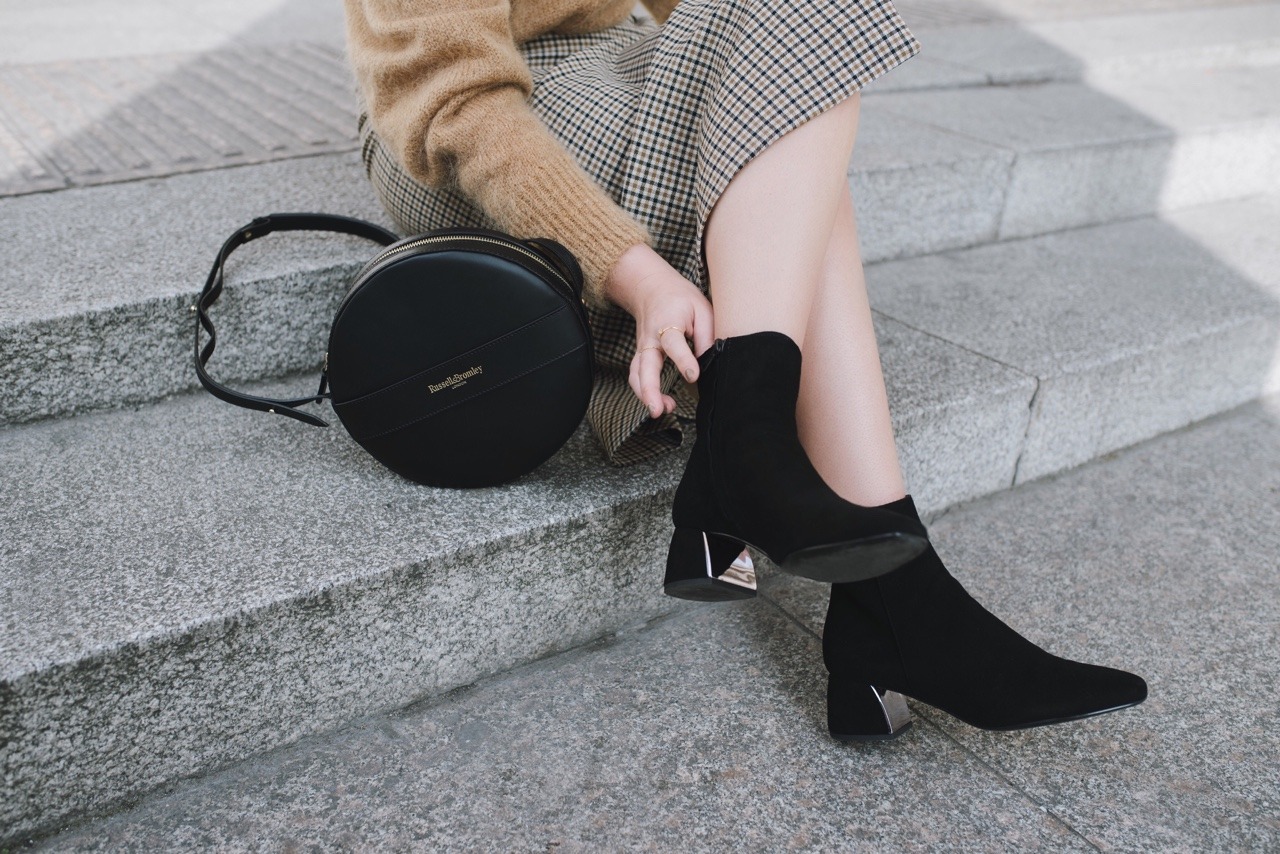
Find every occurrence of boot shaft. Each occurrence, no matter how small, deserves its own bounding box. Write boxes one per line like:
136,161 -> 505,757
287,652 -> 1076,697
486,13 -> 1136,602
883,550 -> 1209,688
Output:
694,331 -> 805,431
675,331 -> 807,530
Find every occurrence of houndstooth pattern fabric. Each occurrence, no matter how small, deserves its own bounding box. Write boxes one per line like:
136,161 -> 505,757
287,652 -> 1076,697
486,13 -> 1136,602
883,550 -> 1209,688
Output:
359,0 -> 921,468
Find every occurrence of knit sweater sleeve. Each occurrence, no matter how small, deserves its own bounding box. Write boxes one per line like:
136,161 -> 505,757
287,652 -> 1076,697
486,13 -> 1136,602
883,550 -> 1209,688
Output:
343,0 -> 655,310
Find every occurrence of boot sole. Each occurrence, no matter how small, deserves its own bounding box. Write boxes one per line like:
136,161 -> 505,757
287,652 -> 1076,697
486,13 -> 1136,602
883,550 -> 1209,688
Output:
781,532 -> 930,584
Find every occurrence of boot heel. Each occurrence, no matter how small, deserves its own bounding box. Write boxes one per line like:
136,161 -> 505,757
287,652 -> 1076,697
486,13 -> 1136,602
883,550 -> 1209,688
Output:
664,527 -> 757,601
828,675 -> 913,742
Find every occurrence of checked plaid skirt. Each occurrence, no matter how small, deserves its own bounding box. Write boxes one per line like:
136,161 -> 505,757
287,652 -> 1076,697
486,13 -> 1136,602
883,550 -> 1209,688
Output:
358,0 -> 921,468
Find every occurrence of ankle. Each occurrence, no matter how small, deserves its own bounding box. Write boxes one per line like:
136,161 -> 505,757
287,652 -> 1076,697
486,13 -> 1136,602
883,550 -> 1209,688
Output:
873,493 -> 919,522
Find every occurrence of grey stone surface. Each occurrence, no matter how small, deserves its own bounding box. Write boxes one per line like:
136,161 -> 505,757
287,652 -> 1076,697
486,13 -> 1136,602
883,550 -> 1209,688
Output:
904,6 -> 1280,89
909,22 -> 1088,86
0,310 -> 1031,842
868,81 -> 1170,238
868,71 -> 1280,238
876,3 -> 1280,95
0,152 -> 391,426
1025,4 -> 1280,75
874,315 -> 1037,515
964,0 -> 1270,22
25,589 -> 1094,851
1163,195 -> 1280,394
0,0 -> 347,65
765,398 -> 1280,852
0,45 -> 359,196
866,209 -> 1280,482
1089,65 -> 1280,210
850,106 -> 1014,262
0,379 -> 687,842
860,52 -> 990,93
6,52 -> 1277,425
0,1 -> 237,65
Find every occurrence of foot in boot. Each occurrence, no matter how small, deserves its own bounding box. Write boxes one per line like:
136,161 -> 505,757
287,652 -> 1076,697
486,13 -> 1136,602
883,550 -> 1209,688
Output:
823,495 -> 1147,733
664,331 -> 929,598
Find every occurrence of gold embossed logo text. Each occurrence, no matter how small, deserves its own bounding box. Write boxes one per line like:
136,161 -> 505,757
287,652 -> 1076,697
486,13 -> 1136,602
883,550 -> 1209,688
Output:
428,365 -> 483,393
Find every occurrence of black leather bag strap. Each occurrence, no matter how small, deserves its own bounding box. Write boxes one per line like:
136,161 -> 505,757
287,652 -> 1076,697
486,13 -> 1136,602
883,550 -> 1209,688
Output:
195,213 -> 400,427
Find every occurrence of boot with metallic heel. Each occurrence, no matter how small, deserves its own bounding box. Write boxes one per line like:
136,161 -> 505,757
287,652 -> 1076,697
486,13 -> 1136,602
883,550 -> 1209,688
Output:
827,677 -> 913,742
823,494 -> 1148,735
663,331 -> 930,603
663,528 -> 758,600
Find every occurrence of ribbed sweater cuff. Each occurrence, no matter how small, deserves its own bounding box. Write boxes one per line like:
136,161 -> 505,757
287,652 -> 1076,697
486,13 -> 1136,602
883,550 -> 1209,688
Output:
447,86 -> 654,311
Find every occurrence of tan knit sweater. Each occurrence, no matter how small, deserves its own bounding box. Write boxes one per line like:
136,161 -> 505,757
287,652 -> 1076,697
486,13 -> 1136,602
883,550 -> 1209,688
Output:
343,0 -> 683,310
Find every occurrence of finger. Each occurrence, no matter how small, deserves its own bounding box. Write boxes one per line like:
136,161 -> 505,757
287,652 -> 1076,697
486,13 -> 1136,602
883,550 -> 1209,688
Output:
628,352 -> 643,402
664,325 -> 700,385
638,346 -> 666,418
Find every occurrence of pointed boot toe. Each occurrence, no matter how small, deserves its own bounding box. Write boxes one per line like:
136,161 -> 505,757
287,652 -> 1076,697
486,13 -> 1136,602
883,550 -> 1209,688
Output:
823,495 -> 1149,735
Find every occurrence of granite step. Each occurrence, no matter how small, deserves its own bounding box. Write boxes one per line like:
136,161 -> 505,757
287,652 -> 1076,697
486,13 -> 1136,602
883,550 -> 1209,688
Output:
881,1 -> 1280,91
19,395 -> 1280,851
4,62 -> 1280,428
3,196 -> 1278,843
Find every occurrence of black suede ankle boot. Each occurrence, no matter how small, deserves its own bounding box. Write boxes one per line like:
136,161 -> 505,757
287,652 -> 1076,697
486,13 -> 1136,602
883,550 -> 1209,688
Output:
823,494 -> 1147,737
663,331 -> 930,601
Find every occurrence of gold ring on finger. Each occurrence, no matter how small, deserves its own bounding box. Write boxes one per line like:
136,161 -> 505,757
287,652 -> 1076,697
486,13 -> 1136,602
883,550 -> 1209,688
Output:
657,325 -> 686,340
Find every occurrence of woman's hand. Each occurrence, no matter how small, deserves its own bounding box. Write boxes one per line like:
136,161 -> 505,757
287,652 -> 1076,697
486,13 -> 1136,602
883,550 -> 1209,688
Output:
605,243 -> 715,420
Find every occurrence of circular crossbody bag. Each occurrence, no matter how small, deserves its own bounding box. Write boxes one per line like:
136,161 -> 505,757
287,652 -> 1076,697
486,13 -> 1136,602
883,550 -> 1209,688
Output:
195,213 -> 594,488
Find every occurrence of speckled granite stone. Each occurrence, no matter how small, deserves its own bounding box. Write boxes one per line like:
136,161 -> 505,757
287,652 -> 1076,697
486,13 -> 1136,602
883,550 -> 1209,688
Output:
6,56 -> 1277,429
898,5 -> 1280,87
0,309 -> 1035,845
766,398 -> 1280,851
26,595 -> 1094,852
866,209 -> 1280,482
870,68 -> 1280,239
1162,195 -> 1280,395
0,380 -> 690,843
849,106 -> 1014,263
0,152 -> 391,425
874,314 -> 1037,515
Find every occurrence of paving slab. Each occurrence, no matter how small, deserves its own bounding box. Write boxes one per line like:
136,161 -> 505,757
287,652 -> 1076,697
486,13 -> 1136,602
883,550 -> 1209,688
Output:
0,383 -> 685,842
0,45 -> 359,196
0,0 -> 347,66
865,208 -> 1280,481
906,23 -> 1089,86
23,586 -> 1094,851
764,397 -> 1280,852
0,310 -> 1031,841
0,1 -> 239,66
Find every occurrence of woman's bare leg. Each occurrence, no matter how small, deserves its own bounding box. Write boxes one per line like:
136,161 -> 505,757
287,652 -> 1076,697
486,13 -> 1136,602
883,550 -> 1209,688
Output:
795,183 -> 906,507
704,93 -> 862,345
702,90 -> 906,507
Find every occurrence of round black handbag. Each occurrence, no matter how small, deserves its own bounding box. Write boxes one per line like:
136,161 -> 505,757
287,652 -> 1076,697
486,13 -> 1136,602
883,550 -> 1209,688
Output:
195,213 -> 594,488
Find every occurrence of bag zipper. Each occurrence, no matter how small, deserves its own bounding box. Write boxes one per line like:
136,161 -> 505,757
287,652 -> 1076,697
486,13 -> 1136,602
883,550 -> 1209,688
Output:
352,233 -> 582,308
